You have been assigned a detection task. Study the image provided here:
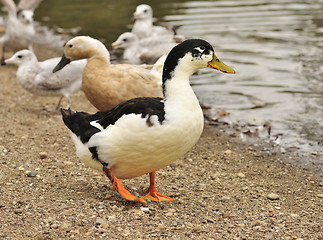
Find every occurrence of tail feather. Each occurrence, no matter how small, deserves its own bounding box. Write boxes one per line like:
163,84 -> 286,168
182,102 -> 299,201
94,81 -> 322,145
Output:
60,108 -> 102,143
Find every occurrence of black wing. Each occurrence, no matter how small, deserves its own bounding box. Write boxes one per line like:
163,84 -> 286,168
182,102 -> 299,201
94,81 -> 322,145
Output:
98,97 -> 165,128
61,97 -> 165,144
60,108 -> 110,143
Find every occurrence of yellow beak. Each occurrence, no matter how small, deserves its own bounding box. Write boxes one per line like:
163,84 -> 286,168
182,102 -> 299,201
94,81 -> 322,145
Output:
207,53 -> 235,74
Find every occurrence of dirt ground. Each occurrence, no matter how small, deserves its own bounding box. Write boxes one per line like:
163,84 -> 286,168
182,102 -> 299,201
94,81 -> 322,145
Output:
0,49 -> 322,240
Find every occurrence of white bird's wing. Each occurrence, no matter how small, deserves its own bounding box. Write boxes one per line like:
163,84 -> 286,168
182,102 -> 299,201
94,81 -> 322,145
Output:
17,0 -> 43,11
39,58 -> 85,90
0,0 -> 17,17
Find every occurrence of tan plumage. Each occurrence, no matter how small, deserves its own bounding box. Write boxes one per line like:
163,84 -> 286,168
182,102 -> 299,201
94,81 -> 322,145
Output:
54,36 -> 163,111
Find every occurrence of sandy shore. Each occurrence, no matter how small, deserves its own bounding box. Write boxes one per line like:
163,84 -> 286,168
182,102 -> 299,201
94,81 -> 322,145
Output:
0,49 -> 322,239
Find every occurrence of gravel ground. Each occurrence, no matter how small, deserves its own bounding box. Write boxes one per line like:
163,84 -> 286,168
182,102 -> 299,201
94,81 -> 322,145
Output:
0,49 -> 322,239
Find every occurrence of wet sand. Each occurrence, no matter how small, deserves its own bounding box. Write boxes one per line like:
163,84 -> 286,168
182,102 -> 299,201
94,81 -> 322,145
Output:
0,49 -> 322,239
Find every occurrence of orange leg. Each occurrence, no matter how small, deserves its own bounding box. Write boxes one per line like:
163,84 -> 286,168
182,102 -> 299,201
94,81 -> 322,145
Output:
142,172 -> 174,202
103,166 -> 145,203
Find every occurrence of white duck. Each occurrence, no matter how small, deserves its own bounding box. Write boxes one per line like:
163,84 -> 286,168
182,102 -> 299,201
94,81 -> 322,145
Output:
53,36 -> 163,111
60,39 -> 235,203
112,32 -> 175,64
4,49 -> 86,109
0,0 -> 43,61
131,4 -> 175,40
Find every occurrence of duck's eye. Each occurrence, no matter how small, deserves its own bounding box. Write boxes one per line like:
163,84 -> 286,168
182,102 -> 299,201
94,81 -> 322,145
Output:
194,46 -> 206,53
123,38 -> 127,42
17,55 -> 22,58
143,9 -> 148,13
69,44 -> 73,48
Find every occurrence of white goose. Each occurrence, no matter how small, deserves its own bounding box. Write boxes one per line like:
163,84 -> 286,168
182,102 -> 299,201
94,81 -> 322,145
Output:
60,39 -> 235,203
4,49 -> 86,109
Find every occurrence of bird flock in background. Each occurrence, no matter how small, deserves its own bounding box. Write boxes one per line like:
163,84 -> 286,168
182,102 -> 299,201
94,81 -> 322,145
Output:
1,1 -> 180,109
0,0 -> 42,61
0,0 -> 235,203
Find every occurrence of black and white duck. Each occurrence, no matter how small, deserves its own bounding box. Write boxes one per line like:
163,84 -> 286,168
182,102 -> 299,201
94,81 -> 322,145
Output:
60,39 -> 235,203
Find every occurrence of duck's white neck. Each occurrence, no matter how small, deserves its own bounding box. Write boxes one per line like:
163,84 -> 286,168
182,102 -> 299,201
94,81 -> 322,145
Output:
163,62 -> 201,110
163,55 -> 204,98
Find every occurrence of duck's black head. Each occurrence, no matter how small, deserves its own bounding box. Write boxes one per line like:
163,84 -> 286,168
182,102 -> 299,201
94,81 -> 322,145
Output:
162,39 -> 212,82
162,39 -> 235,94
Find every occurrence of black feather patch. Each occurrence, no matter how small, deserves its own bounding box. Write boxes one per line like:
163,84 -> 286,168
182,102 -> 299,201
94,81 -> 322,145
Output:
97,97 -> 165,128
61,108 -> 110,143
60,97 -> 165,144
89,147 -> 99,160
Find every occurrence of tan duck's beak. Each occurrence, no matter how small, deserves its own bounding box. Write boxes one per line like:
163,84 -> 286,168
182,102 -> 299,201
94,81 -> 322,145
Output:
53,54 -> 71,73
208,53 -> 235,74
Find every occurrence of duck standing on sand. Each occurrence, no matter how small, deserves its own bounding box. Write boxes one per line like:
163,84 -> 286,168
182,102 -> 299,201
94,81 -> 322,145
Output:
59,39 -> 235,203
53,36 -> 163,111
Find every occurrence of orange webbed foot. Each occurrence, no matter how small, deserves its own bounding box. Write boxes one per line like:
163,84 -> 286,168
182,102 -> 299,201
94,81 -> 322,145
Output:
103,166 -> 146,203
142,172 -> 174,202
142,191 -> 174,202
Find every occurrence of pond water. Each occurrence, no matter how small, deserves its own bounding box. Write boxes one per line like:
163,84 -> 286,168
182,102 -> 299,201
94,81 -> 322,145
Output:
33,0 -> 323,166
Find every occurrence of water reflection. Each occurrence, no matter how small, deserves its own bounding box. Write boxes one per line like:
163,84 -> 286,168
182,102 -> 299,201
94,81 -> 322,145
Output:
31,0 -> 323,162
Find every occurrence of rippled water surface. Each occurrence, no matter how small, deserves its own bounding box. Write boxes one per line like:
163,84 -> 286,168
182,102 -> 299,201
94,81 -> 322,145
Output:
34,0 -> 323,164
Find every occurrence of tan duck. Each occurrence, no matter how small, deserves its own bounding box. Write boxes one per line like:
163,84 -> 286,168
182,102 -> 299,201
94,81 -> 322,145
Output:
53,36 -> 163,110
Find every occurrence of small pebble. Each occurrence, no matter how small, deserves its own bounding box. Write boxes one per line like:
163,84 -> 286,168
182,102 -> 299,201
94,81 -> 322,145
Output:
221,195 -> 231,202
167,208 -> 176,213
141,207 -> 150,213
237,172 -> 246,178
267,193 -> 280,200
101,223 -> 109,229
39,152 -> 48,159
224,150 -> 232,155
26,171 -> 36,177
51,223 -> 59,229
14,208 -> 23,214
317,193 -> 323,198
108,215 -> 116,221
21,136 -> 28,140
60,222 -> 69,229
95,217 -> 106,226
157,224 -> 166,230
